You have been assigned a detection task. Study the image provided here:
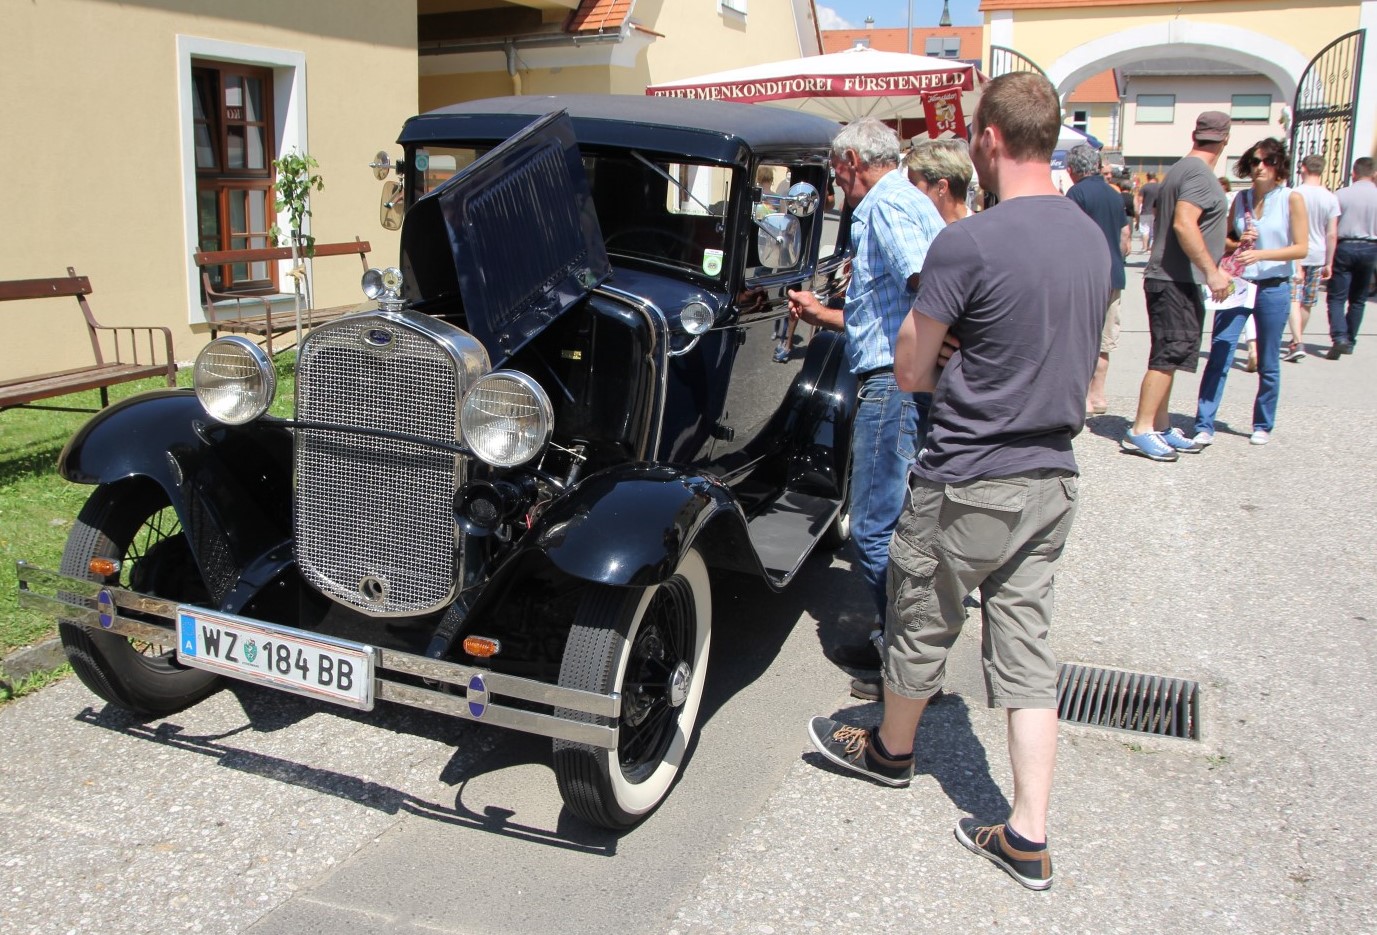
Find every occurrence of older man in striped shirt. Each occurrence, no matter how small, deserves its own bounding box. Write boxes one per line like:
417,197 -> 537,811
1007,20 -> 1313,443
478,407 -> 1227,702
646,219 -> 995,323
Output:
789,118 -> 944,660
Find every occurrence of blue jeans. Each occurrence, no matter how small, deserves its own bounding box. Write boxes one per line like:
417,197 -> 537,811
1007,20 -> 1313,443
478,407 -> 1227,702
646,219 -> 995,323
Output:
850,372 -> 928,618
1195,280 -> 1290,435
1327,239 -> 1377,345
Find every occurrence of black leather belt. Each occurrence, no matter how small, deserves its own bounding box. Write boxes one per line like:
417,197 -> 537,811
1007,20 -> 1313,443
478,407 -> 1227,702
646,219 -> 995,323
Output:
857,366 -> 893,382
1250,277 -> 1289,288
1338,238 -> 1377,243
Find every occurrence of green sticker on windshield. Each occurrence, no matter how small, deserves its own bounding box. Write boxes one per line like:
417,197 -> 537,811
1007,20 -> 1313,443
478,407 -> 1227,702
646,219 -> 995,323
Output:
702,249 -> 723,277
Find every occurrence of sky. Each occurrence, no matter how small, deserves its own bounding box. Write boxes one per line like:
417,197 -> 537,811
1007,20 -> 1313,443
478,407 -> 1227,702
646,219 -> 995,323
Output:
816,0 -> 983,29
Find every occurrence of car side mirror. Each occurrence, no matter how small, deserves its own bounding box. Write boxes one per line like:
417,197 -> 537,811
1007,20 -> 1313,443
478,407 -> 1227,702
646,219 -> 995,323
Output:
379,180 -> 404,231
755,181 -> 820,218
756,213 -> 802,269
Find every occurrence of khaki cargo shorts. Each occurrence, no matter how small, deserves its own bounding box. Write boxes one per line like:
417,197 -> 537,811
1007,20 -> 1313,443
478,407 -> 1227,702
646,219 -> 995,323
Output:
883,469 -> 1079,709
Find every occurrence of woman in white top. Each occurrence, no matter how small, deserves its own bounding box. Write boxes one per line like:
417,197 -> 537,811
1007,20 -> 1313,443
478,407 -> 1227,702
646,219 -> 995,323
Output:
1193,138 -> 1307,446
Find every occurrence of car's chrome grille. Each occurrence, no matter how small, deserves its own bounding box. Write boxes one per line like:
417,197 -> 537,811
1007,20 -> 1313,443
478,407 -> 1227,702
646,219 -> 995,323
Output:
294,315 -> 464,615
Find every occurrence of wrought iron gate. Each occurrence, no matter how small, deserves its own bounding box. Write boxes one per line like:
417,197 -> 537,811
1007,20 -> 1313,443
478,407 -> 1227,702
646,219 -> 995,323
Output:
988,46 -> 1049,80
1289,30 -> 1365,190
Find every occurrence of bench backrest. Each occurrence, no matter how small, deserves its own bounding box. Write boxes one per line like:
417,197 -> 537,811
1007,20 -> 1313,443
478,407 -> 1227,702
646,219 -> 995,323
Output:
0,274 -> 93,302
193,237 -> 371,268
0,268 -> 103,363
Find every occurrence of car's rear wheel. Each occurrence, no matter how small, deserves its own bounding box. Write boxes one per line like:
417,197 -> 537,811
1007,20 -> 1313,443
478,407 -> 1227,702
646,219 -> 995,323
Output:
553,546 -> 712,829
58,482 -> 223,716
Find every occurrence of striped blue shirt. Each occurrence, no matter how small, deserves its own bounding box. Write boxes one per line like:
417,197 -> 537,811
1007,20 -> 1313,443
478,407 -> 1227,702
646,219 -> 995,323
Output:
843,168 -> 945,374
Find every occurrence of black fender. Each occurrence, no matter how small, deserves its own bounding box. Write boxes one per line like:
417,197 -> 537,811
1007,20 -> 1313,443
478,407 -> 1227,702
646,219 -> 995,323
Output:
784,328 -> 856,498
58,389 -> 295,604
520,463 -> 753,587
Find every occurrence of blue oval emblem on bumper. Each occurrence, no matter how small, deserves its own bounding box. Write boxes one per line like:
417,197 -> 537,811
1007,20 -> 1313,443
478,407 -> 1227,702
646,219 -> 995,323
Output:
97,589 -> 116,629
467,673 -> 488,719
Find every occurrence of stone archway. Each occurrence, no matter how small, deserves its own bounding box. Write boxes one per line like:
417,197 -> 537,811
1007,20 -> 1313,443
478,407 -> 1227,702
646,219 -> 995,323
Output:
1046,21 -> 1309,100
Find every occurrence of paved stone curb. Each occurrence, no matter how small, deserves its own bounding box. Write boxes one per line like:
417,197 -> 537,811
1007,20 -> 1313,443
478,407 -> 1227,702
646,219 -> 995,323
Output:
0,636 -> 66,688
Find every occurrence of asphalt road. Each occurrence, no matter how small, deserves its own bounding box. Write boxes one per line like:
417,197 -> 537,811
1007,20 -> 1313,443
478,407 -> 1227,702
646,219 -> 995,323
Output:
3,257 -> 1375,935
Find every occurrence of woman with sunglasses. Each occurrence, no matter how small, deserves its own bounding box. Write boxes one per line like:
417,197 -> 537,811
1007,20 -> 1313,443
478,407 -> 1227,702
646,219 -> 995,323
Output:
1192,139 -> 1307,447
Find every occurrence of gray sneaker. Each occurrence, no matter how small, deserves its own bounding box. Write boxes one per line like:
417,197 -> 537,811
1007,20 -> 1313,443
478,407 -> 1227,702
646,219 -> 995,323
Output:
806,717 -> 912,787
955,818 -> 1053,890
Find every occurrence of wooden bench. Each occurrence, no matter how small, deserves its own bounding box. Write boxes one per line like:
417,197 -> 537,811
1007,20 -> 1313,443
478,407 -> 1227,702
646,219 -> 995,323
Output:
0,268 -> 177,412
193,237 -> 371,356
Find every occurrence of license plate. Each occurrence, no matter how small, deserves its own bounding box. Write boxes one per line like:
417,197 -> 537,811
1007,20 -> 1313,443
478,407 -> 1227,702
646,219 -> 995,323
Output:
175,607 -> 376,710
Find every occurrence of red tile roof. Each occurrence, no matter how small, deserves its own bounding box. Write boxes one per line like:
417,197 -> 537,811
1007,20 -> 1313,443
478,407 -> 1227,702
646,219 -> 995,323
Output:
1066,69 -> 1119,103
566,0 -> 634,35
821,26 -> 984,59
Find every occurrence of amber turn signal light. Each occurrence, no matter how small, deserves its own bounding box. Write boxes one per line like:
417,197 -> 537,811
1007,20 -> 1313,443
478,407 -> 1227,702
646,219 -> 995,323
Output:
462,636 -> 502,658
88,558 -> 121,577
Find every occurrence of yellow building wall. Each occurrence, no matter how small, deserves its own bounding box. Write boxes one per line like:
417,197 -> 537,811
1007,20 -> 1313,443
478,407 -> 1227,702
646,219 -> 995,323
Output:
640,2 -> 813,83
420,65 -> 618,113
2,0 -> 417,381
1000,2 -> 1359,69
419,3 -> 813,113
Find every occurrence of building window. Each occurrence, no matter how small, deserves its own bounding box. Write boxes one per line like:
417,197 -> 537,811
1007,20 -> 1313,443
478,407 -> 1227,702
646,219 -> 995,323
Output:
719,0 -> 746,15
1072,110 -> 1089,133
193,60 -> 276,293
924,36 -> 961,58
1135,94 -> 1175,124
1231,93 -> 1271,122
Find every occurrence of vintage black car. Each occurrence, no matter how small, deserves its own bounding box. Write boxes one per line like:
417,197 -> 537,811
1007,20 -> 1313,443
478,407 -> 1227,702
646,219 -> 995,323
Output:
19,95 -> 855,829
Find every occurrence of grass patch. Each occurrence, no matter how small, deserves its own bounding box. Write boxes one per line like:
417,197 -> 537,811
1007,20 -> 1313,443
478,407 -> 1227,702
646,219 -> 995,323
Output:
0,352 -> 296,658
0,664 -> 72,704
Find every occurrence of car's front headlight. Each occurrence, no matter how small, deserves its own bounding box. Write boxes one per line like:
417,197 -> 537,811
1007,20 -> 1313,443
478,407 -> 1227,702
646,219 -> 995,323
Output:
460,371 -> 553,467
193,336 -> 277,425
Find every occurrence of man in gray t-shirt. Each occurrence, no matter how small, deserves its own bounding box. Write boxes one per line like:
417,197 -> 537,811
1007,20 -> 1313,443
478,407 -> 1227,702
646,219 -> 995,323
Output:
1122,111 -> 1232,462
805,73 -> 1107,892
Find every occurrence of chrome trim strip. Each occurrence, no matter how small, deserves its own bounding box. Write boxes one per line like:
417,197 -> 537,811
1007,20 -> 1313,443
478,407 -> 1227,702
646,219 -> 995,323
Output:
376,648 -> 620,716
18,591 -> 178,647
16,564 -> 622,734
594,284 -> 668,460
376,682 -> 618,748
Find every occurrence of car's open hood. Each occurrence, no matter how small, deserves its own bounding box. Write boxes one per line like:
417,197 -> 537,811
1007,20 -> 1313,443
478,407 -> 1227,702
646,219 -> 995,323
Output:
407,110 -> 610,366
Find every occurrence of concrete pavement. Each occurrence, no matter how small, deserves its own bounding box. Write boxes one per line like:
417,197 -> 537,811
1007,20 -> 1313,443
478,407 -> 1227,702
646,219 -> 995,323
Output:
2,256 -> 1374,935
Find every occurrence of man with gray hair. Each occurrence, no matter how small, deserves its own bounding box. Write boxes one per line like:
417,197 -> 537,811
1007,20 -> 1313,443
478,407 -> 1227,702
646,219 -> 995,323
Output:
789,118 -> 945,661
1065,143 -> 1128,414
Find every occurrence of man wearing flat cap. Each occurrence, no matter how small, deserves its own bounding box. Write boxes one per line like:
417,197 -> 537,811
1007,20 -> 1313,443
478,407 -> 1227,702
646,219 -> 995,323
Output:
1123,110 -> 1232,462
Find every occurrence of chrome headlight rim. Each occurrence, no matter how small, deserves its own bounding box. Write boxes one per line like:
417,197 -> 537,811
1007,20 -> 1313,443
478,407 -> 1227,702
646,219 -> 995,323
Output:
680,301 -> 714,335
460,370 -> 554,468
193,336 -> 276,425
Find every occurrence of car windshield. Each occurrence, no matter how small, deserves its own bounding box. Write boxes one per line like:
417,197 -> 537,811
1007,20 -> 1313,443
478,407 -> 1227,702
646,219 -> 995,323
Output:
412,145 -> 734,279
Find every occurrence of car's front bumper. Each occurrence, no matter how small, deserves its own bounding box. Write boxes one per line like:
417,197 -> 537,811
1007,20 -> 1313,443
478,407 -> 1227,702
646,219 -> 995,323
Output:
15,561 -> 620,749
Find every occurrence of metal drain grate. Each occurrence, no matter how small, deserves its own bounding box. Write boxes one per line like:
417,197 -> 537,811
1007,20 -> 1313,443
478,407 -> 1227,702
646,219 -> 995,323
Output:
1056,663 -> 1200,740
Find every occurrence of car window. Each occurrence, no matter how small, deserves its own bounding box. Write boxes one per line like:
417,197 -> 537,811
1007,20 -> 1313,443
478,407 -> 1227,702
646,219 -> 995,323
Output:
411,146 -> 484,196
586,154 -> 734,280
410,145 -> 734,281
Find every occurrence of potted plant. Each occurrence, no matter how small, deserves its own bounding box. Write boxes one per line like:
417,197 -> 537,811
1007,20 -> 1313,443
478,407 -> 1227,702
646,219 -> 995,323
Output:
270,150 -> 324,351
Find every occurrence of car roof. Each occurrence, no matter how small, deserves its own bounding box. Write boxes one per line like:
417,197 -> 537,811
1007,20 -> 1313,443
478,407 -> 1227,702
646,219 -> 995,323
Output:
399,94 -> 841,164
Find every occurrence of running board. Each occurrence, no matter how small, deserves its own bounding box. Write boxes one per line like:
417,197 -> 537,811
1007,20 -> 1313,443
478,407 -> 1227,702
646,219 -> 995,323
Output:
746,490 -> 841,587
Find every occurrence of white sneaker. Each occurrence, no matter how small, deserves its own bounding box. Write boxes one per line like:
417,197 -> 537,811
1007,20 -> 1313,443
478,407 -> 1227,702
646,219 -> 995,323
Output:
1249,430 -> 1271,446
1192,431 -> 1214,447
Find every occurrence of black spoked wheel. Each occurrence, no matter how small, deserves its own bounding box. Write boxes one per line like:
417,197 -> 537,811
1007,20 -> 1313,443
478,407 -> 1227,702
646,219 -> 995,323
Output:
553,546 -> 712,829
58,482 -> 223,716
